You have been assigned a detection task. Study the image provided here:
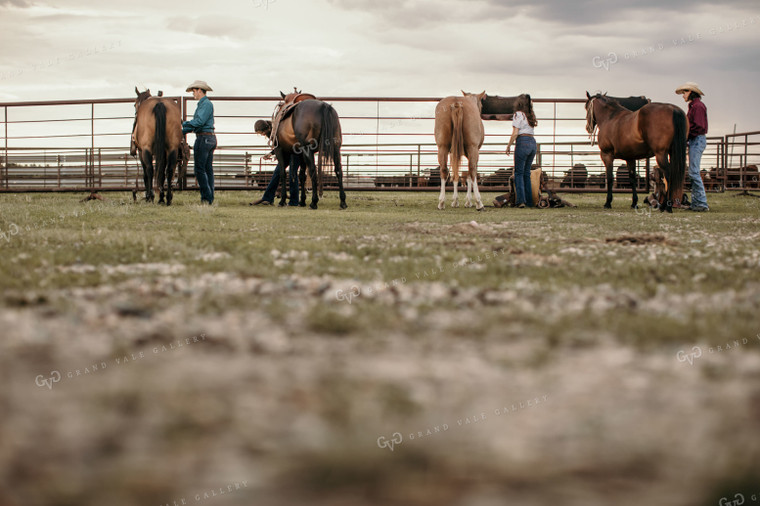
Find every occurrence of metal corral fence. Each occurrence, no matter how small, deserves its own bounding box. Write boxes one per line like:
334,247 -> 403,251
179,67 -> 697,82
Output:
0,96 -> 757,193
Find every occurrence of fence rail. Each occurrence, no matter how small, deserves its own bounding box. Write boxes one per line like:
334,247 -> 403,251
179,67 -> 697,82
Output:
1,97 -> 758,193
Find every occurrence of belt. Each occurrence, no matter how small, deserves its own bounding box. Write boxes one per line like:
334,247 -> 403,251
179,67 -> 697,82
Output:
518,133 -> 533,138
197,131 -> 215,136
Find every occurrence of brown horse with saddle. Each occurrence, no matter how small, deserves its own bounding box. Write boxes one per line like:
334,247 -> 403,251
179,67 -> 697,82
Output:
585,92 -> 687,213
256,90 -> 346,209
132,88 -> 183,205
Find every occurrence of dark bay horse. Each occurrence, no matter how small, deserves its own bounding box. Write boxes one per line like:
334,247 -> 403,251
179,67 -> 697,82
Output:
133,88 -> 182,205
264,97 -> 346,210
585,92 -> 687,212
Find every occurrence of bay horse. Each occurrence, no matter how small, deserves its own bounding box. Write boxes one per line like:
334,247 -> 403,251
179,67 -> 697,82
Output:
585,92 -> 687,212
133,87 -> 182,205
434,90 -> 487,210
264,95 -> 346,210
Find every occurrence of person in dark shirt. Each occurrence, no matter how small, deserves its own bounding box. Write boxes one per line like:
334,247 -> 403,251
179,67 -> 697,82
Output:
251,120 -> 303,206
182,80 -> 216,205
676,82 -> 709,211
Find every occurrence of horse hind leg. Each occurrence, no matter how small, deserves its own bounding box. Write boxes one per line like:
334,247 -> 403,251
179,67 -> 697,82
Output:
451,164 -> 460,208
464,177 -> 473,208
466,152 -> 484,210
306,154 -> 319,209
299,162 -> 307,207
627,159 -> 638,209
157,154 -> 166,204
602,155 -> 614,208
334,150 -> 347,209
437,146 -> 449,210
166,149 -> 178,206
140,150 -> 155,202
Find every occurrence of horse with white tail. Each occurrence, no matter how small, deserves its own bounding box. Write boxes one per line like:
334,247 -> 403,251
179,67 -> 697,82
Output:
434,91 -> 487,211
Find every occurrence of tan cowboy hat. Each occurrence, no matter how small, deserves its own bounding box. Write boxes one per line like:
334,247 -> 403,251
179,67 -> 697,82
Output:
675,81 -> 704,96
185,80 -> 213,92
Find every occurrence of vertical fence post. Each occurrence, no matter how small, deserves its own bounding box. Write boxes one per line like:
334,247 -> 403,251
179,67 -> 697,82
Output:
182,96 -> 188,190
743,133 -> 749,188
245,152 -> 250,188
3,106 -> 8,190
91,103 -> 95,191
552,101 -> 557,172
417,144 -> 421,188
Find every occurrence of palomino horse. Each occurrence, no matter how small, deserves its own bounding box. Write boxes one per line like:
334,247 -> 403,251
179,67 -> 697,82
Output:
434,90 -> 487,210
585,92 -> 687,212
263,95 -> 346,210
133,88 -> 183,205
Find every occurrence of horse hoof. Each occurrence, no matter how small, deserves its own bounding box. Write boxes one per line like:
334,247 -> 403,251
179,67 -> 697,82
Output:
604,204 -> 612,209
340,203 -> 347,210
477,206 -> 485,212
310,203 -> 318,210
464,202 -> 473,208
632,204 -> 638,209
437,202 -> 445,210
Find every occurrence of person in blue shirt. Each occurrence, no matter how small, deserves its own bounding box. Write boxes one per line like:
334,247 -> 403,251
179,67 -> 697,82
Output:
182,80 -> 216,205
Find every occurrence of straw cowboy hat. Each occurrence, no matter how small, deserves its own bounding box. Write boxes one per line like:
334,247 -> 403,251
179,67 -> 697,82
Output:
675,82 -> 704,96
185,80 -> 213,92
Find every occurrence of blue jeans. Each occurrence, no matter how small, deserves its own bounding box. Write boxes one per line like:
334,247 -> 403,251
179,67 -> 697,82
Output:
514,136 -> 536,207
688,135 -> 708,208
193,134 -> 216,204
263,154 -> 302,206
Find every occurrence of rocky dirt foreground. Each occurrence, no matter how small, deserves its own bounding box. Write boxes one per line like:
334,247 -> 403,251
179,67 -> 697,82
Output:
2,268 -> 759,506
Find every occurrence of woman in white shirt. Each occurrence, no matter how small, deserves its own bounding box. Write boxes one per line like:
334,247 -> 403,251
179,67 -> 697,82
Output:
506,95 -> 538,208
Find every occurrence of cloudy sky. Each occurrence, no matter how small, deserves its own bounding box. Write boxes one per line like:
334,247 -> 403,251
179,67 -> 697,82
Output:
0,0 -> 759,135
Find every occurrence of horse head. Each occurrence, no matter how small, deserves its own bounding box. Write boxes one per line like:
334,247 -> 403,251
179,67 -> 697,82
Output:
461,90 -> 487,112
585,91 -> 600,134
134,87 -> 151,111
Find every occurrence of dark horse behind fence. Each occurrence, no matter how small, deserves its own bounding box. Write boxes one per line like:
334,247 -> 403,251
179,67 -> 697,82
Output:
261,96 -> 346,210
585,92 -> 686,213
132,88 -> 183,205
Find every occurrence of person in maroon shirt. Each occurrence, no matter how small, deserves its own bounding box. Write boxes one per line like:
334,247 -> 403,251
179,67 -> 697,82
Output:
676,82 -> 709,211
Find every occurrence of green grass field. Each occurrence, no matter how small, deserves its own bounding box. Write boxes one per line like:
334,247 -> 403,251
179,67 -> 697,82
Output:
1,190 -> 759,506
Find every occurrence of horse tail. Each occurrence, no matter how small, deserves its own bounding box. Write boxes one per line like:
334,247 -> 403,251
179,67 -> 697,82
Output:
450,103 -> 464,182
318,103 -> 340,197
668,108 -> 687,203
153,101 -> 167,184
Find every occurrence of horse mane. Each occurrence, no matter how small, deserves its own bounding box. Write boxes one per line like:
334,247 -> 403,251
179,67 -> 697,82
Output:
594,94 -> 627,111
